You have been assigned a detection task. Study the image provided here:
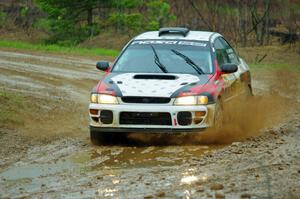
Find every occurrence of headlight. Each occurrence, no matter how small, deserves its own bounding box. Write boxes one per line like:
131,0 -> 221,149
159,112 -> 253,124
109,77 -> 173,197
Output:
98,94 -> 118,104
174,96 -> 197,105
90,93 -> 118,104
174,95 -> 208,105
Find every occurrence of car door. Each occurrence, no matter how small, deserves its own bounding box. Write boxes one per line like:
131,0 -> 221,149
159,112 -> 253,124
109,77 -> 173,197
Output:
220,37 -> 252,97
214,37 -> 241,102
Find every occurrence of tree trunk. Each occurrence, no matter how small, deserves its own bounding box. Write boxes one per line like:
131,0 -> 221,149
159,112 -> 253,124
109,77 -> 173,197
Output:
260,20 -> 265,45
240,2 -> 248,47
265,0 -> 271,45
87,7 -> 93,37
87,8 -> 93,26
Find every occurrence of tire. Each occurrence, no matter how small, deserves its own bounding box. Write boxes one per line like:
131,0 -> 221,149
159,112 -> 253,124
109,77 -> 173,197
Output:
214,100 -> 224,131
90,129 -> 109,145
240,85 -> 253,104
245,85 -> 253,97
90,129 -> 129,145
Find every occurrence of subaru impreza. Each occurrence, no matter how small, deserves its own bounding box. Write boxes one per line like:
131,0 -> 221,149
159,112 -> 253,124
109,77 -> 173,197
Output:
89,27 -> 252,144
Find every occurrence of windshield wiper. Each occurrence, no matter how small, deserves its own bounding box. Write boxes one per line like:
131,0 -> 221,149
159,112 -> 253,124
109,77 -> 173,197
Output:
171,49 -> 204,75
150,45 -> 168,73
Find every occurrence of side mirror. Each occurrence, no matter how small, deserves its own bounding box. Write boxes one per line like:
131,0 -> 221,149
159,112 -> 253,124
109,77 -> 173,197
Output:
96,61 -> 110,71
220,63 -> 238,74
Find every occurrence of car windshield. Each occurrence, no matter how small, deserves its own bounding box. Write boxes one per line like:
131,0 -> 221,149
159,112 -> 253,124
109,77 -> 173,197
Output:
112,40 -> 213,74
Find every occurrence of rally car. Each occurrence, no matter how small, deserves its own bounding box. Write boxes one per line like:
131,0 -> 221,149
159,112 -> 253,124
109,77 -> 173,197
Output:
89,27 -> 252,144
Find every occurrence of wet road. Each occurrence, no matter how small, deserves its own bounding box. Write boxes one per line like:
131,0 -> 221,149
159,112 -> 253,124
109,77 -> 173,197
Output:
0,50 -> 299,198
0,137 -> 224,198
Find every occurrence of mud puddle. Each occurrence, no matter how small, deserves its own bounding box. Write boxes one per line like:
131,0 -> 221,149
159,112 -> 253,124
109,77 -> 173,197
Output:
0,144 -> 223,181
0,160 -> 76,180
0,141 -> 225,198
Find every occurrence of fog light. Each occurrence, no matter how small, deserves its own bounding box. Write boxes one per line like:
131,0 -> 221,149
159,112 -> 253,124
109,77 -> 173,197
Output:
100,110 -> 113,124
90,109 -> 98,115
194,111 -> 206,124
195,111 -> 206,117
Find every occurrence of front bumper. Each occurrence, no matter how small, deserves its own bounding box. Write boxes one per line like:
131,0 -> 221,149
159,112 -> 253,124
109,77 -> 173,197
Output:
89,103 -> 216,133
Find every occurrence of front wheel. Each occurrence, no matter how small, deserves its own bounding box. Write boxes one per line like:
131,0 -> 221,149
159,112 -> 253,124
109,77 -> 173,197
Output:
90,129 -> 129,145
245,85 -> 253,98
213,100 -> 224,131
90,129 -> 110,145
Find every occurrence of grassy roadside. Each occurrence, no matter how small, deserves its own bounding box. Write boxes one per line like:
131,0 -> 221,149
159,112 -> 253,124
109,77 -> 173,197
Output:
238,45 -> 300,71
0,39 -> 119,57
249,63 -> 300,71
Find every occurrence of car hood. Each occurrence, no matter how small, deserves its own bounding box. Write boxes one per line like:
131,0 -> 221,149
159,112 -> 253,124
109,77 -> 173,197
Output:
97,73 -> 211,98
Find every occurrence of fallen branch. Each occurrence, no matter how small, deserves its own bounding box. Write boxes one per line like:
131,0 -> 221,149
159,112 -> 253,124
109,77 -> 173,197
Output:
255,54 -> 267,64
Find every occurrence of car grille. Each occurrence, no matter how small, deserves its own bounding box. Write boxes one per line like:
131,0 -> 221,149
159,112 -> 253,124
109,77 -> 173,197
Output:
121,97 -> 170,104
119,112 -> 172,125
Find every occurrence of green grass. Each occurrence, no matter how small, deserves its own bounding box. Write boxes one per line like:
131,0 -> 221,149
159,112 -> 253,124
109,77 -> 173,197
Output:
0,39 -> 119,57
249,63 -> 300,71
238,45 -> 300,72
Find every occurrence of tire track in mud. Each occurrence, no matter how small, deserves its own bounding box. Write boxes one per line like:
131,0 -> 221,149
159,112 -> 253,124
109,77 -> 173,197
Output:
0,50 -> 299,199
0,50 -> 97,68
0,50 -> 102,104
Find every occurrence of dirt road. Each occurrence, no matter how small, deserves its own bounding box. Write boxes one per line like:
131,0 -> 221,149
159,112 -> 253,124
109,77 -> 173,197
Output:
0,49 -> 299,199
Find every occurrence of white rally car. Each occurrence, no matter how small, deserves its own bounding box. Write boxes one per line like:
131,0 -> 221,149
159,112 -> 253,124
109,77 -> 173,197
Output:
89,27 -> 251,144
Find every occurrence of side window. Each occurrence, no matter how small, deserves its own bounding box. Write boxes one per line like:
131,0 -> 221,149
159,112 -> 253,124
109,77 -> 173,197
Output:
219,38 -> 239,65
214,38 -> 229,66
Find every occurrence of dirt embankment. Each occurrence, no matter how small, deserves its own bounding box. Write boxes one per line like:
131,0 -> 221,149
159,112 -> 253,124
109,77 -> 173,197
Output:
0,49 -> 299,199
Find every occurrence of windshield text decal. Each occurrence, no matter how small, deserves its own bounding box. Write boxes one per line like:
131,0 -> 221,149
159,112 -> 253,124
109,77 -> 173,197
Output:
131,40 -> 207,47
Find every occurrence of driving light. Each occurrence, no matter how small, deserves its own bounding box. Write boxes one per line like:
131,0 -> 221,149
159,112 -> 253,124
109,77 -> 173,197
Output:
174,96 -> 208,105
98,94 -> 118,104
90,94 -> 118,104
198,96 -> 208,105
90,93 -> 98,103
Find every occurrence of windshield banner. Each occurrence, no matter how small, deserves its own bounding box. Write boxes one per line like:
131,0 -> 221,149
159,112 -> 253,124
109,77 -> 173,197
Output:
131,40 -> 207,47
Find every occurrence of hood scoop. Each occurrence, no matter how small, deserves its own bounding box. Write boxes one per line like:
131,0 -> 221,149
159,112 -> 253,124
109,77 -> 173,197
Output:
133,74 -> 178,80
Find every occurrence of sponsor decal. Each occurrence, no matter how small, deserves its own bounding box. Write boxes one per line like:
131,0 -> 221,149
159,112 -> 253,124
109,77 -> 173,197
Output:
131,40 -> 207,47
